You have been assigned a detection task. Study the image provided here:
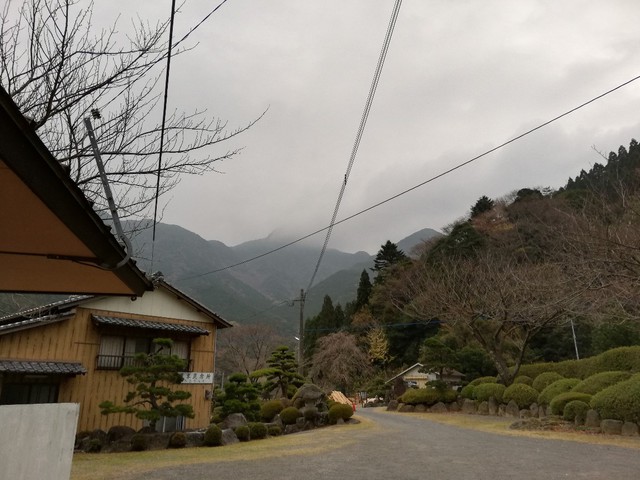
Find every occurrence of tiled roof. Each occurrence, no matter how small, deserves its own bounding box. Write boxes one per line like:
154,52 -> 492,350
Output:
92,315 -> 210,336
0,360 -> 86,375
0,311 -> 75,336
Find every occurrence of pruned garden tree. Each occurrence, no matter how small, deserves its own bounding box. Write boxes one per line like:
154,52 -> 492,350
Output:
99,338 -> 193,430
1,0 -> 260,227
214,372 -> 261,421
418,336 -> 459,379
250,346 -> 304,399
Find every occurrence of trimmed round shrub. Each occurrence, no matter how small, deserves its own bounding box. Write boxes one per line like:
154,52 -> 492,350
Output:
591,376 -> 640,423
563,400 -> 590,423
460,384 -> 475,399
260,399 -> 284,422
203,424 -> 223,447
513,375 -> 533,386
130,434 -> 147,451
468,376 -> 498,387
168,432 -> 187,448
532,372 -> 564,392
400,388 -> 440,406
549,392 -> 592,416
268,425 -> 282,436
503,383 -> 538,408
537,378 -> 580,406
473,383 -> 506,403
303,406 -> 318,421
328,403 -> 354,424
440,389 -> 458,404
235,425 -> 250,441
572,371 -> 633,395
279,406 -> 302,426
248,422 -> 267,440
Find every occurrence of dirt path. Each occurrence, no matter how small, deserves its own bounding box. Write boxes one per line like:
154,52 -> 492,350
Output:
121,408 -> 640,479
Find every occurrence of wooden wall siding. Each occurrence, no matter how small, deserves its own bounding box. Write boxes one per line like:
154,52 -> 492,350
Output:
0,306 -> 218,432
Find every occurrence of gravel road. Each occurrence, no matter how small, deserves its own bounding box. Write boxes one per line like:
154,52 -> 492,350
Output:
125,408 -> 640,480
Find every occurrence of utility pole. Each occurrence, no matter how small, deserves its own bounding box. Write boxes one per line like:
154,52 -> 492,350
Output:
295,289 -> 305,375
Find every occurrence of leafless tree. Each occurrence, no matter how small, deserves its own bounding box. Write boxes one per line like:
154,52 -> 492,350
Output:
309,331 -> 371,392
215,323 -> 285,379
391,251 -> 584,385
1,0 -> 261,225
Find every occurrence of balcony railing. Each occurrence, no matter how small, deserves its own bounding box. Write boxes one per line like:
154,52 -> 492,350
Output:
96,355 -> 192,371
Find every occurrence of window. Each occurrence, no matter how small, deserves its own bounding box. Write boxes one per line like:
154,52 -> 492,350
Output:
96,335 -> 191,370
0,382 -> 58,405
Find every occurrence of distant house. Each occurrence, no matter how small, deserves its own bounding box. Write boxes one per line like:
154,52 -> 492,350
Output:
387,362 -> 465,393
0,278 -> 231,432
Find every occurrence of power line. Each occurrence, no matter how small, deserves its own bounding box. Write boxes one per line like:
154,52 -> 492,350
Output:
305,0 -> 403,294
179,73 -> 640,281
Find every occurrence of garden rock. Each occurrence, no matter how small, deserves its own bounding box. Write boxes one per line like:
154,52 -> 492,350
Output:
220,413 -> 247,430
505,400 -> 520,417
585,409 -> 600,428
430,402 -> 448,413
107,425 -> 135,443
519,409 -> 532,419
386,400 -> 399,411
449,402 -> 460,412
293,384 -> 325,408
185,431 -> 204,447
600,419 -> 624,435
284,424 -> 299,435
621,422 -> 639,437
498,404 -> 506,416
488,397 -> 498,415
477,401 -> 489,415
221,428 -> 239,446
461,399 -> 477,414
415,404 -> 427,413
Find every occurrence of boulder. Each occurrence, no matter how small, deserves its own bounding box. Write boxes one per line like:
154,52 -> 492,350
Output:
505,400 -> 520,418
448,402 -> 460,412
498,404 -> 506,417
386,400 -> 399,411
293,384 -> 325,408
221,428 -> 239,446
519,409 -> 532,419
584,409 -> 600,428
461,399 -> 477,414
398,404 -> 415,413
107,425 -> 136,443
477,401 -> 489,415
284,424 -> 299,435
621,422 -> 639,437
185,431 -> 205,447
488,397 -> 498,416
414,404 -> 427,413
430,402 -> 448,413
220,413 -> 247,430
600,419 -> 624,435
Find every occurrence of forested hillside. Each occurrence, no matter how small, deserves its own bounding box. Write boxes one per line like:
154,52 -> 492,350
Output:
301,138 -> 640,392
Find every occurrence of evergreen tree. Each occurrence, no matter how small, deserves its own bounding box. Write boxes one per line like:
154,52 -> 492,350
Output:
251,346 -> 304,399
470,195 -> 494,217
372,241 -> 408,284
99,338 -> 194,430
215,373 -> 261,421
355,270 -> 373,310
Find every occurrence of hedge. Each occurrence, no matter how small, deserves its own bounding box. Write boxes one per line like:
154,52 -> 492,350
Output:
502,383 -> 538,408
460,384 -> 475,400
468,376 -> 498,387
513,375 -> 533,386
537,378 -> 580,406
572,371 -> 633,395
473,383 -> 506,403
532,372 -> 564,393
591,376 -> 640,423
517,346 -> 640,380
549,392 -> 592,416
279,407 -> 302,425
400,388 -> 440,406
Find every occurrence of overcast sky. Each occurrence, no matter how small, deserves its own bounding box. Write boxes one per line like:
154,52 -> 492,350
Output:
101,1 -> 640,254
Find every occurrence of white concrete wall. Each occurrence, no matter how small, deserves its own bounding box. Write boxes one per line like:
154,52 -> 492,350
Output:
0,403 -> 79,480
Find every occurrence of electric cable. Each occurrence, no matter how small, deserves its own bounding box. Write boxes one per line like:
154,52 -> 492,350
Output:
178,72 -> 640,281
305,0 -> 403,294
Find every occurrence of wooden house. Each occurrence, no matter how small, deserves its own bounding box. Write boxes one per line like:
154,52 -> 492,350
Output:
387,363 -> 465,396
0,279 -> 231,432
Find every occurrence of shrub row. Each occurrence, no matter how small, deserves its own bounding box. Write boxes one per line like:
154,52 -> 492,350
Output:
400,388 -> 456,406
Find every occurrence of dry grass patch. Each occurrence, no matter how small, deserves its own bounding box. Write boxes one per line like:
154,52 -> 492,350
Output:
71,420 -> 373,480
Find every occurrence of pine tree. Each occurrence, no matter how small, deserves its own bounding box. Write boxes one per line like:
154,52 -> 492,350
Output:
372,241 -> 408,284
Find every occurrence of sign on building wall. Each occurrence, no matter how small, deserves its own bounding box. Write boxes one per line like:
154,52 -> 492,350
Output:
180,372 -> 214,384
